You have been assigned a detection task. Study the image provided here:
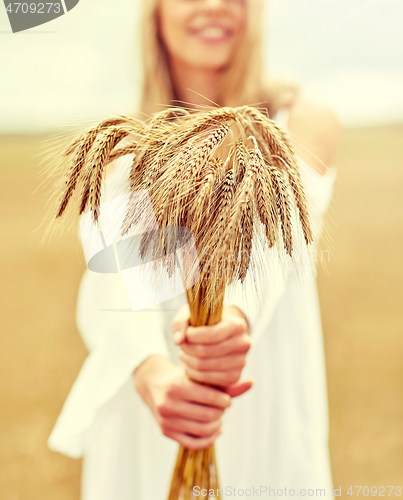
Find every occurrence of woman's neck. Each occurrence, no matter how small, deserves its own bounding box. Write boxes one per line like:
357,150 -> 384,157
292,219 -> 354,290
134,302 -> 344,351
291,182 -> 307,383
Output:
168,57 -> 223,108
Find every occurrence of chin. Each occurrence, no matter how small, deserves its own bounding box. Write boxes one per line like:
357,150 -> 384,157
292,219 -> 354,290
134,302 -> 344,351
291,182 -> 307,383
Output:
198,60 -> 230,70
189,50 -> 233,71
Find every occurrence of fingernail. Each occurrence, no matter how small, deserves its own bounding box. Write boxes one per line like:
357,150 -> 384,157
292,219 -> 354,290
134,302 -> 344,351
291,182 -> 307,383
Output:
173,330 -> 183,345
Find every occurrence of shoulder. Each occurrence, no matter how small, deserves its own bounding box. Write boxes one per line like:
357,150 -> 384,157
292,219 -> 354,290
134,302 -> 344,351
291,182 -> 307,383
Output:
286,101 -> 341,175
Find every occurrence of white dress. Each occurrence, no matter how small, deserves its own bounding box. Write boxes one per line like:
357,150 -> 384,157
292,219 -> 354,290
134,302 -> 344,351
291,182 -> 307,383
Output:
48,111 -> 337,499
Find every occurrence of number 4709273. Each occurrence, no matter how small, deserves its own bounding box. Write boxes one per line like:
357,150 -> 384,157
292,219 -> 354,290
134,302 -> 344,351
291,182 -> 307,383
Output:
347,486 -> 401,497
6,3 -> 58,13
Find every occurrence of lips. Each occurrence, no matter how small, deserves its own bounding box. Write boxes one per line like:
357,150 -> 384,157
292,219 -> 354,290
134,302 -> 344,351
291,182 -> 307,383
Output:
189,24 -> 233,43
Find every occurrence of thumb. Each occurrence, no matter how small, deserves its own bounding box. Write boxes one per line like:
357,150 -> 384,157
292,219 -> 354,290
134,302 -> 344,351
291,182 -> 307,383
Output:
223,378 -> 254,398
172,304 -> 190,345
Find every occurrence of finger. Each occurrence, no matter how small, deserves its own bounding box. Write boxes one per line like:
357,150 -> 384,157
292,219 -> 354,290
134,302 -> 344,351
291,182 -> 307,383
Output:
164,428 -> 221,450
181,333 -> 251,358
162,416 -> 221,438
222,306 -> 250,332
180,350 -> 246,372
184,366 -> 242,386
186,316 -> 247,345
223,379 -> 254,398
172,304 -> 190,345
158,399 -> 224,423
179,379 -> 231,409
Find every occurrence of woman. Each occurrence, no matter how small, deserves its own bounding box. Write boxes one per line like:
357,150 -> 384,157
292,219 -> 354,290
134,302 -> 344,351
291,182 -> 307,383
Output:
48,0 -> 341,498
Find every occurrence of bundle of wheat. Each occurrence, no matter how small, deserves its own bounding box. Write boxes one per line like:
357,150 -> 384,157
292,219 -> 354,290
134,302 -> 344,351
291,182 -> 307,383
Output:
50,105 -> 313,500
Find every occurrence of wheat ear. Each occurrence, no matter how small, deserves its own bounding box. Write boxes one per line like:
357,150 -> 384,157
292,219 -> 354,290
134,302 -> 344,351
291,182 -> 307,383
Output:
76,127 -> 129,219
241,106 -> 313,245
56,131 -> 97,218
63,117 -> 127,156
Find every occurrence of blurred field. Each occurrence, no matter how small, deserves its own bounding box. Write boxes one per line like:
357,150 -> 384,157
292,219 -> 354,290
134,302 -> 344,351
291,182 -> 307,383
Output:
318,125 -> 403,490
0,127 -> 402,499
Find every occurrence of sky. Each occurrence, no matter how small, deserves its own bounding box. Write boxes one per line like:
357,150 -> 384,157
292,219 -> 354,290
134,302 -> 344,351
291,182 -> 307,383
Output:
0,0 -> 402,132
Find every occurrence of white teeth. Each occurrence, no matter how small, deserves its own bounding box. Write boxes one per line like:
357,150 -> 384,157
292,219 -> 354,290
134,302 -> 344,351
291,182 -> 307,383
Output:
198,27 -> 227,39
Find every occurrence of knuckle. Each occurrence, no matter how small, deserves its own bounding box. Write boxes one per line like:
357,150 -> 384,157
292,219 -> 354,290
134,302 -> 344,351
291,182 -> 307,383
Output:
171,322 -> 181,335
204,389 -> 217,405
212,408 -> 223,420
202,420 -> 220,437
241,334 -> 252,349
239,357 -> 246,368
239,318 -> 248,333
166,383 -> 178,398
157,401 -> 171,417
161,425 -> 171,438
231,317 -> 247,334
211,390 -> 221,405
209,417 -> 221,433
197,425 -> 210,437
157,406 -> 165,418
160,421 -> 170,434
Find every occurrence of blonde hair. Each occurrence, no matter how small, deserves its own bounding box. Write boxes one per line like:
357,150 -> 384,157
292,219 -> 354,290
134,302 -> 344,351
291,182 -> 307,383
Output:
138,0 -> 298,117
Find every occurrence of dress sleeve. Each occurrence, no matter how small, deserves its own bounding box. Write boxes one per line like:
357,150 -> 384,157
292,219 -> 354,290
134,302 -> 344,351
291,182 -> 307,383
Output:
48,156 -> 173,459
48,270 -> 170,458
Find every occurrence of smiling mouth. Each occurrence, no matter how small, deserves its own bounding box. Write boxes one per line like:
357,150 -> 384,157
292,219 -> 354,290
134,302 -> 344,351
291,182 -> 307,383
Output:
190,25 -> 233,43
